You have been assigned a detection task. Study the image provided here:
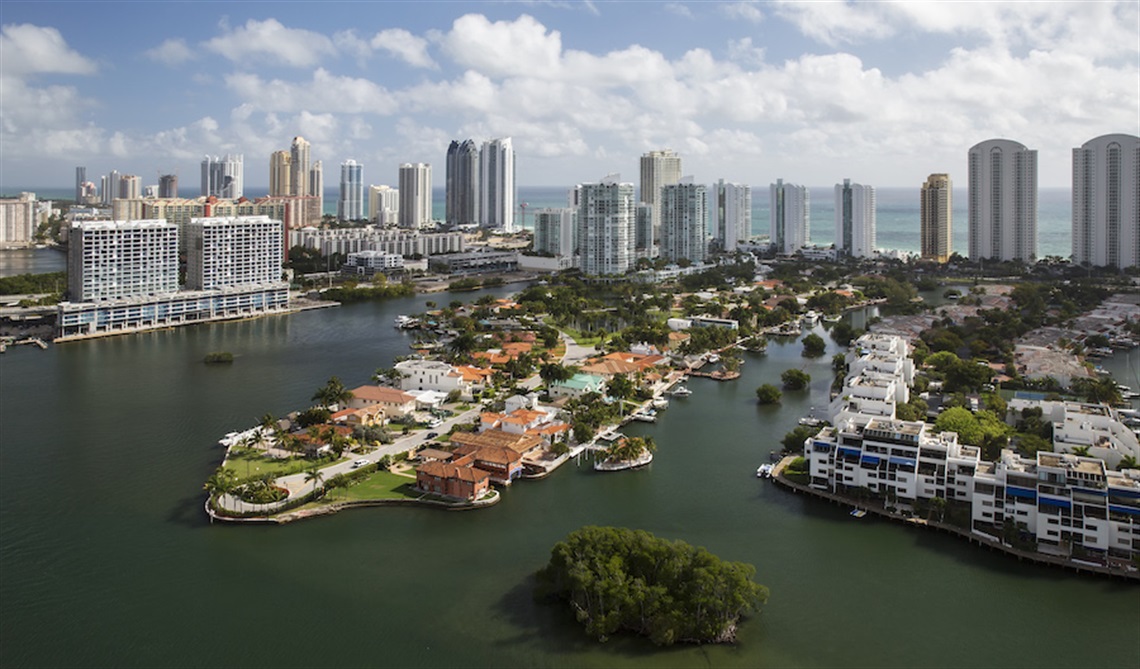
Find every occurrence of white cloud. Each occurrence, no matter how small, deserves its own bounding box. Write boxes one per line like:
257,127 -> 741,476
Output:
719,1 -> 763,24
0,23 -> 96,76
145,38 -> 194,66
333,30 -> 373,65
441,14 -> 562,78
223,69 -> 398,115
370,28 -> 437,69
664,3 -> 693,18
204,18 -> 335,68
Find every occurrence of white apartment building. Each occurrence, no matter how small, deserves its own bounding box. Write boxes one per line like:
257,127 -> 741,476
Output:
294,226 -> 465,257
200,154 -> 244,199
640,149 -> 682,240
659,179 -> 707,264
532,208 -> 576,257
342,250 -> 403,276
968,138 -> 1038,262
0,192 -> 38,249
338,160 -> 364,221
368,185 -> 399,226
480,137 -> 515,231
712,180 -> 751,252
1072,133 -> 1140,269
576,175 -> 635,276
834,179 -> 875,258
829,334 -> 914,427
398,163 -> 432,229
770,179 -> 809,255
1008,398 -> 1140,469
67,219 -> 179,302
394,359 -> 466,394
185,216 -> 283,290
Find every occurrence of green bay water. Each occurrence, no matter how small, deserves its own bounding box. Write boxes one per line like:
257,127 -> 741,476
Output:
1,295 -> 1137,668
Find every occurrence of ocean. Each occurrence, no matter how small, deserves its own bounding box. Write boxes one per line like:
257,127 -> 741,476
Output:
11,185 -> 1072,258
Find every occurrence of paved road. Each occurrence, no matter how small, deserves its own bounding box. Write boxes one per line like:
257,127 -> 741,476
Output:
560,332 -> 598,365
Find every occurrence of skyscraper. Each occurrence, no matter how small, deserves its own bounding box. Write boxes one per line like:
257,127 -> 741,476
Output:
119,175 -> 142,201
1072,133 -> 1140,269
446,139 -> 480,227
834,179 -> 876,258
634,203 -> 654,258
338,160 -> 363,221
480,137 -> 515,231
102,170 -> 119,205
67,219 -> 179,302
369,185 -> 399,226
185,216 -> 284,290
533,208 -> 576,257
309,160 -> 324,217
269,150 -> 291,197
660,178 -> 708,264
770,179 -> 809,255
200,155 -> 243,199
712,179 -> 751,252
158,174 -> 178,199
398,163 -> 432,229
920,174 -> 952,263
75,167 -> 86,203
291,137 -> 311,197
640,149 -> 682,241
967,138 -> 1037,262
576,174 -> 635,276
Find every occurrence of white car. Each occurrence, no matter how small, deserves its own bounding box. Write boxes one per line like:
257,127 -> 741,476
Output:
351,459 -> 369,469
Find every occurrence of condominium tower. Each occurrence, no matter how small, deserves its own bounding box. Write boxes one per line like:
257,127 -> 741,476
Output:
968,139 -> 1038,262
200,154 -> 243,199
445,139 -> 480,227
576,175 -> 635,276
290,137 -> 311,197
269,150 -> 292,196
118,175 -> 142,201
533,208 -> 576,257
1072,133 -> 1140,269
338,160 -> 364,221
712,179 -> 751,252
659,178 -> 708,264
834,179 -> 875,259
398,163 -> 432,228
158,174 -> 178,199
770,179 -> 809,255
640,150 -> 682,241
369,185 -> 399,226
480,137 -> 516,231
67,219 -> 179,301
185,216 -> 284,290
75,167 -> 86,202
920,174 -> 952,263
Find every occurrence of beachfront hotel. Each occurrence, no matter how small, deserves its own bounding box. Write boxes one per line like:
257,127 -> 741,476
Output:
968,139 -> 1038,263
1072,133 -> 1140,270
57,216 -> 289,341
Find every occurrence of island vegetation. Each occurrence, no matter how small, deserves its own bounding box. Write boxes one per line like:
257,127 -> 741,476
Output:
203,351 -> 234,364
535,526 -> 768,646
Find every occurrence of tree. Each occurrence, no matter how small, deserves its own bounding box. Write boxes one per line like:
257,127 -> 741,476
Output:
780,425 -> 822,452
781,369 -> 811,391
312,376 -> 352,410
373,367 -> 407,387
304,465 -> 325,497
539,362 -> 573,386
607,374 -> 636,412
203,468 -> 237,498
801,333 -> 826,357
755,384 -> 782,405
1117,455 -> 1139,471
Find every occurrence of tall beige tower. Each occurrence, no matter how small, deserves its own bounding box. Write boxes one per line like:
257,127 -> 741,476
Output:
921,173 -> 952,263
290,136 -> 311,197
269,151 -> 291,197
639,149 -> 682,240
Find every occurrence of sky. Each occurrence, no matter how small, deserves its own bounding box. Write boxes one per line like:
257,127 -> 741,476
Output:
1,1 -> 1137,192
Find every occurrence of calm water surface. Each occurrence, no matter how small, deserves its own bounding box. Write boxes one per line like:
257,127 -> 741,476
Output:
1,294 -> 1137,668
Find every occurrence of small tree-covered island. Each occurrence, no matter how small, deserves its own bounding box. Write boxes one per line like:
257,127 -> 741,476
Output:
535,526 -> 769,646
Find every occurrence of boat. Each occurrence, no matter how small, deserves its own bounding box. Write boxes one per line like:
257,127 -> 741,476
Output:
594,451 -> 653,471
850,508 -> 868,518
756,464 -> 773,478
393,315 -> 420,329
802,311 -> 820,327
651,397 -> 670,409
631,410 -> 657,423
707,353 -> 720,364
823,314 -> 843,323
799,416 -> 823,427
670,386 -> 692,397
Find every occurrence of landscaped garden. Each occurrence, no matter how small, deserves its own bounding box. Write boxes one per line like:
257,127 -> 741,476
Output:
221,448 -> 344,481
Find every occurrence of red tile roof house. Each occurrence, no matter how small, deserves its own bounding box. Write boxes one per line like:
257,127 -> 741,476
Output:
347,386 -> 417,419
415,459 -> 491,501
451,444 -> 524,484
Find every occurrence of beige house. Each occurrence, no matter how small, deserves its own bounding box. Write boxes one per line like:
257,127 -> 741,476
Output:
348,385 -> 417,418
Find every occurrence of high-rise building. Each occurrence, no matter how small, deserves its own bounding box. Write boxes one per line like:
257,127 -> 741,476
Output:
770,179 -> 809,255
968,138 -> 1037,262
398,163 -> 432,229
338,160 -> 364,221
1072,133 -> 1140,269
185,216 -> 283,290
67,219 -> 179,302
712,179 -> 751,252
75,167 -> 86,203
920,174 -> 953,263
158,174 -> 178,199
0,193 -> 38,249
634,203 -> 654,258
640,149 -> 682,240
576,174 -> 635,276
369,185 -> 400,226
269,151 -> 292,197
533,208 -> 576,257
291,137 -> 311,197
446,139 -> 480,227
118,175 -> 142,201
200,155 -> 243,199
102,170 -> 119,205
660,178 -> 708,264
309,160 -> 324,218
480,137 -> 515,231
834,179 -> 875,258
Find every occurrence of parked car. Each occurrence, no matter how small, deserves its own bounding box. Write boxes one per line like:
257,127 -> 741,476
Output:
351,459 -> 369,469
425,432 -> 439,439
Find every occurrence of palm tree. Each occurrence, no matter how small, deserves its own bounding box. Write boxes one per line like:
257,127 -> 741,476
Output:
372,367 -> 407,387
312,376 -> 352,410
304,465 -> 325,497
257,413 -> 277,450
1117,455 -> 1139,471
203,468 -> 237,498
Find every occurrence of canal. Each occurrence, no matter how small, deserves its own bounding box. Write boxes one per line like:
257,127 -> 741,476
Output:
0,290 -> 1137,667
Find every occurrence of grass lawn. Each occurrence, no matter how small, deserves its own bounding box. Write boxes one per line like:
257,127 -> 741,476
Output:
338,470 -> 420,501
222,449 -> 344,481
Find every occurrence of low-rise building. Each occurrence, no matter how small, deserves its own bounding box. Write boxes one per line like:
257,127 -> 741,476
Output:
549,373 -> 606,399
347,386 -> 417,418
394,359 -> 466,394
415,460 -> 491,500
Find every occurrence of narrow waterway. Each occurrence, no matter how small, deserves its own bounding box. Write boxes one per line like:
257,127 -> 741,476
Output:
0,295 -> 1136,668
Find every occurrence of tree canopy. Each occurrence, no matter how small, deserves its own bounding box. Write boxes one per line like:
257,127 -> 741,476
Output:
535,526 -> 768,646
781,369 -> 811,391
